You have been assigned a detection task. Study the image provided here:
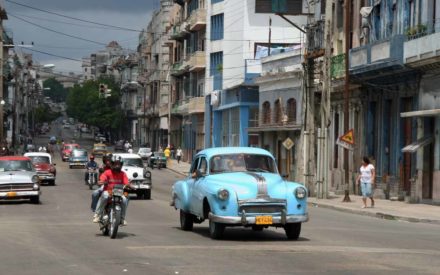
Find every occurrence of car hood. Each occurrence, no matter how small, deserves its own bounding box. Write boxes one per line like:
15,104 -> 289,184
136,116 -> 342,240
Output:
206,172 -> 287,200
70,157 -> 87,161
122,166 -> 145,180
0,171 -> 35,184
34,163 -> 51,171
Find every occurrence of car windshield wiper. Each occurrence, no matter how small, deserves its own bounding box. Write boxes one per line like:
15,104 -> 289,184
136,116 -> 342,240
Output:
247,168 -> 270,173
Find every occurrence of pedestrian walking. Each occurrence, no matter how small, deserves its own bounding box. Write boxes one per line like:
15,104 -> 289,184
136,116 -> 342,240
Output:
164,147 -> 171,167
356,156 -> 376,208
176,147 -> 183,164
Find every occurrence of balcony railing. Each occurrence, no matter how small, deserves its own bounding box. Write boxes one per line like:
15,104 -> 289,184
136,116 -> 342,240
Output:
188,51 -> 206,72
187,96 -> 205,114
171,61 -> 189,76
330,54 -> 345,79
170,22 -> 189,40
188,9 -> 206,32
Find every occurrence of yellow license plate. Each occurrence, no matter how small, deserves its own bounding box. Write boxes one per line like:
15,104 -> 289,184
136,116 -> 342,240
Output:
7,192 -> 17,197
256,216 -> 273,225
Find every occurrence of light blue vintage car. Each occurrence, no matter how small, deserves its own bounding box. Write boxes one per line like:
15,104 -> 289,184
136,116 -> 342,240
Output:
171,147 -> 308,239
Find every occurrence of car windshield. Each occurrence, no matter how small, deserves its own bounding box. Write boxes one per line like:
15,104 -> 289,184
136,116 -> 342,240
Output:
72,150 -> 87,157
66,145 -> 78,150
28,156 -> 50,164
154,152 -> 164,157
139,148 -> 151,153
0,160 -> 34,172
94,146 -> 106,150
209,154 -> 277,174
123,158 -> 144,167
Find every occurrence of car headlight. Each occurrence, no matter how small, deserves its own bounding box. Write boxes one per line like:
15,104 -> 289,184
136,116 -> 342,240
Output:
144,171 -> 151,178
32,175 -> 39,183
217,189 -> 229,201
295,187 -> 307,199
33,183 -> 39,190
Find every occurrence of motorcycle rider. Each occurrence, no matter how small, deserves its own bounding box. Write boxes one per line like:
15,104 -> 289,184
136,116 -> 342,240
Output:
84,155 -> 98,185
91,153 -> 112,212
93,155 -> 135,226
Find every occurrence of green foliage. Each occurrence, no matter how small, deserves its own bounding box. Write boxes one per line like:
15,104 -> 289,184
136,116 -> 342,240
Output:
65,76 -> 125,132
405,24 -> 427,37
43,78 -> 69,103
34,105 -> 61,124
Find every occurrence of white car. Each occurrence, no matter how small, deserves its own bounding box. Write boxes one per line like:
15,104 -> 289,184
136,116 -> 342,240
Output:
112,153 -> 152,199
137,147 -> 153,160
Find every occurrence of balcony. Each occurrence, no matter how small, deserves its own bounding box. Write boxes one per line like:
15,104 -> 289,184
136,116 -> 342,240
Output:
188,9 -> 206,32
188,51 -> 206,72
187,97 -> 205,114
169,22 -> 189,40
172,98 -> 189,115
404,23 -> 440,70
349,35 -> 405,78
244,59 -> 262,84
330,54 -> 345,80
171,61 -> 189,76
159,103 -> 169,117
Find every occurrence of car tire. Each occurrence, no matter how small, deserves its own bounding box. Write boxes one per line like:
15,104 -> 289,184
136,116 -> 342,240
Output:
144,190 -> 151,200
284,223 -> 301,240
209,218 -> 225,240
49,180 -> 55,186
180,210 -> 194,231
30,196 -> 40,204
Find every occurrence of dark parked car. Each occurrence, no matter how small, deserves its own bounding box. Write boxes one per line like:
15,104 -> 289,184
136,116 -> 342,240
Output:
114,140 -> 125,152
148,152 -> 167,169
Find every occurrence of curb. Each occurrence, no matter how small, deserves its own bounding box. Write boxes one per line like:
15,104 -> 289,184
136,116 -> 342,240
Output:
308,201 -> 440,225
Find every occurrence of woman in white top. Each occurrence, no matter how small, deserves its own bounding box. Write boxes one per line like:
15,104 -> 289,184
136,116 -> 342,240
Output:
356,156 -> 376,208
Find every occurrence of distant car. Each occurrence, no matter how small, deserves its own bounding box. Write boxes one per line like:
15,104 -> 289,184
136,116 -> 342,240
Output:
94,134 -> 106,143
171,147 -> 308,240
114,140 -> 125,152
23,144 -> 36,153
63,123 -> 71,129
148,152 -> 166,169
113,153 -> 152,199
61,143 -> 80,161
24,152 -> 56,186
68,149 -> 88,169
80,127 -> 90,133
137,147 -> 152,160
92,143 -> 108,157
0,156 -> 41,204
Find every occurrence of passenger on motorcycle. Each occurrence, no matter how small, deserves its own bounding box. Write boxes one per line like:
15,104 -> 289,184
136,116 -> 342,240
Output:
91,153 -> 112,212
84,155 -> 98,184
93,156 -> 135,226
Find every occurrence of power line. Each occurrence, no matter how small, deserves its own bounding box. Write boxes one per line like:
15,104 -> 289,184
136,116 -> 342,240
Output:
22,48 -> 83,63
5,0 -> 142,32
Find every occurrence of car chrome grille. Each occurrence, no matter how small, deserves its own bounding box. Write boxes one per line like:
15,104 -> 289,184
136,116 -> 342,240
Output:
239,204 -> 285,214
0,183 -> 34,192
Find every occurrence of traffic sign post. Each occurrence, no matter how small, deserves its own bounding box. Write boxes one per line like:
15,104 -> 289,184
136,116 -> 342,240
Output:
336,129 -> 355,150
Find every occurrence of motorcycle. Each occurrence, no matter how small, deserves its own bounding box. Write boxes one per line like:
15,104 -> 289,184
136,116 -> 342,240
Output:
99,184 -> 127,239
86,168 -> 98,190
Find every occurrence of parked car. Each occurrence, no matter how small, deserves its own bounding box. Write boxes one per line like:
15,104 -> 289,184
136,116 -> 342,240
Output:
171,147 -> 308,240
62,123 -> 71,129
92,143 -> 108,157
24,152 -> 56,186
148,152 -> 167,169
94,133 -> 106,143
137,147 -> 152,160
68,149 -> 88,169
113,153 -> 152,199
0,156 -> 41,203
61,143 -> 80,161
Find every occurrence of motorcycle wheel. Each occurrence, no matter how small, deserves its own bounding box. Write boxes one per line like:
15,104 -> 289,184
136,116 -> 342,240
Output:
110,208 -> 121,239
102,225 -> 109,236
88,183 -> 93,190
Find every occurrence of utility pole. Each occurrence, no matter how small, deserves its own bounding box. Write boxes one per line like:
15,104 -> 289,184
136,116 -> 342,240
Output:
0,18 -> 4,143
342,0 -> 352,202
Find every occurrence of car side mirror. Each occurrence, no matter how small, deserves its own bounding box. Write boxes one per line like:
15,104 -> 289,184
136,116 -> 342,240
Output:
133,172 -> 138,178
281,174 -> 289,179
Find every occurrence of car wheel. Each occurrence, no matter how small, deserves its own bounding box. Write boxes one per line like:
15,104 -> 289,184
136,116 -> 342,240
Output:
180,210 -> 194,231
144,190 -> 151,200
30,196 -> 40,204
284,223 -> 301,240
209,218 -> 225,239
49,180 -> 56,186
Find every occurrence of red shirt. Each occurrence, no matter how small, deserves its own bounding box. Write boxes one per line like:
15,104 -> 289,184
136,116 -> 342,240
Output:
99,169 -> 129,191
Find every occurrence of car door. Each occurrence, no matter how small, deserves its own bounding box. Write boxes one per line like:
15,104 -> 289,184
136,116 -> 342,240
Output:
187,157 -> 200,214
191,156 -> 208,216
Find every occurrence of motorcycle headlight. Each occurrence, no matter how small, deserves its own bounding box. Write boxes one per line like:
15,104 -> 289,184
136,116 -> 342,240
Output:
217,189 -> 229,201
295,187 -> 307,199
31,175 -> 39,183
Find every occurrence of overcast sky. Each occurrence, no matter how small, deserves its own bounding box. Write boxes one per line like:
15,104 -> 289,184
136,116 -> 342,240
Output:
4,0 -> 159,73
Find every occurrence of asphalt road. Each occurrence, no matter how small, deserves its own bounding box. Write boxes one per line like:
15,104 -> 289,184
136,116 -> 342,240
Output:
1,124 -> 440,274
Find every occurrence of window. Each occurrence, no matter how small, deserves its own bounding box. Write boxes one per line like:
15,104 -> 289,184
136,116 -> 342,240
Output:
191,158 -> 200,174
211,0 -> 223,4
198,157 -> 207,175
210,14 -> 224,41
286,98 -> 297,123
274,99 -> 282,123
210,52 -> 223,90
262,101 -> 271,124
255,0 -> 303,14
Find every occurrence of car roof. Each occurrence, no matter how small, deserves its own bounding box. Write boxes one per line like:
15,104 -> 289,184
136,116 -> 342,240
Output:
64,143 -> 80,147
113,153 -> 141,158
24,152 -> 51,158
73,148 -> 87,151
93,143 -> 106,146
196,147 -> 274,159
0,156 -> 31,161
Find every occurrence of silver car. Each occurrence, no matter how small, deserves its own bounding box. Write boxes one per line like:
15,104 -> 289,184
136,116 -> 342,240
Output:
0,156 -> 41,204
137,147 -> 153,160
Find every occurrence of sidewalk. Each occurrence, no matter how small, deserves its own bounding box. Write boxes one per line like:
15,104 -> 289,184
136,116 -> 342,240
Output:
309,195 -> 440,225
165,160 -> 440,225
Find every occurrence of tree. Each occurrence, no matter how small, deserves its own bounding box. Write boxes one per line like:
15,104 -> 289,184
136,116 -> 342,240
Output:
43,78 -> 69,102
66,76 -> 126,137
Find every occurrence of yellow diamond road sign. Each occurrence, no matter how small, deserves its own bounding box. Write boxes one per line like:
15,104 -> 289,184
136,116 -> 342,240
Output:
283,137 -> 294,150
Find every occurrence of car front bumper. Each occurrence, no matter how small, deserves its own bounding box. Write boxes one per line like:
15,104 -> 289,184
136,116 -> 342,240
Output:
209,212 -> 308,225
0,190 -> 40,198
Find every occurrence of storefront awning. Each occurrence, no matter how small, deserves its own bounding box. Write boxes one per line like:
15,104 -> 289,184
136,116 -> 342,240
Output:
401,136 -> 433,153
400,109 -> 440,118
